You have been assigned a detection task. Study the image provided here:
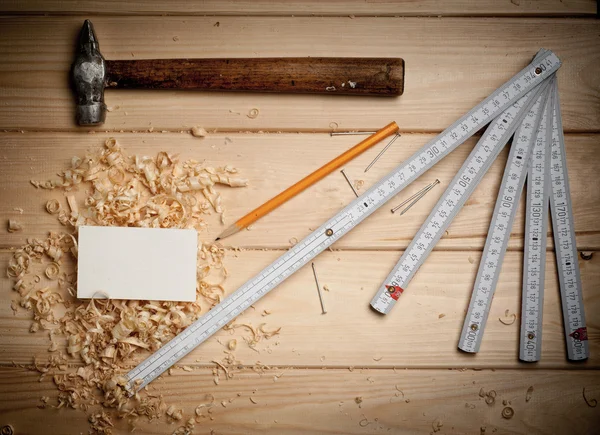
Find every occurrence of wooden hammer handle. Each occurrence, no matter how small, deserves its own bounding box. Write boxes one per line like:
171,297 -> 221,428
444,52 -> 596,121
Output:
105,57 -> 404,96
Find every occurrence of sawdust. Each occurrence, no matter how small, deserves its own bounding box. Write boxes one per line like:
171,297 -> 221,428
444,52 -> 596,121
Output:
583,387 -> 597,407
191,126 -> 207,137
499,309 -> 516,325
479,388 -> 496,406
432,418 -> 443,432
3,138 -> 284,434
526,386 -> 534,402
7,219 -> 23,232
247,108 -> 260,119
501,406 -> 514,419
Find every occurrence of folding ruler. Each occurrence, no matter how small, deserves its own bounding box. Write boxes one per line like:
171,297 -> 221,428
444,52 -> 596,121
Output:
370,56 -> 587,361
125,49 -> 565,393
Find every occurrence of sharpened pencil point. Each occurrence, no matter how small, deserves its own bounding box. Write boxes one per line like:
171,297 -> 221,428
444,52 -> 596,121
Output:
215,223 -> 242,241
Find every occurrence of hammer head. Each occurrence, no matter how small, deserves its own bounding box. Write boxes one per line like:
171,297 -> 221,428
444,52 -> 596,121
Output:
71,20 -> 107,126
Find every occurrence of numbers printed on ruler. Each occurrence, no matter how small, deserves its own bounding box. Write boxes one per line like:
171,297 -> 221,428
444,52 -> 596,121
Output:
457,86 -> 550,354
124,50 -> 566,393
519,86 -> 553,362
549,80 -> 588,361
370,80 -> 550,315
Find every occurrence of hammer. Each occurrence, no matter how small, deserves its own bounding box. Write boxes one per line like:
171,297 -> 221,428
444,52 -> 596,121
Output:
72,20 -> 404,126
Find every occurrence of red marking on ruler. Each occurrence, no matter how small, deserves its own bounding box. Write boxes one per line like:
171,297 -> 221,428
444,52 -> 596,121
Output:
385,285 -> 404,300
569,327 -> 588,341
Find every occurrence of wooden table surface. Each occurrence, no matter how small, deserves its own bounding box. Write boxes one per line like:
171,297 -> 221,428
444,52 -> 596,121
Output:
1,1 -> 599,434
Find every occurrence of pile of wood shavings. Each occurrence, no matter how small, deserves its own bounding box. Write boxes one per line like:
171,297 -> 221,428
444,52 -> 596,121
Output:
7,138 -> 280,434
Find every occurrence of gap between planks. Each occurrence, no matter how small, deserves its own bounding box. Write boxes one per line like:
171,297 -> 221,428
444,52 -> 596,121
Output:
2,361 -> 597,371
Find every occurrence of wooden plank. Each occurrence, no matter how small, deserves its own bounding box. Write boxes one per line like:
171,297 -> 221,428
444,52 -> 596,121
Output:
2,249 -> 598,367
0,17 -> 599,132
1,132 -> 598,251
1,366 -> 599,434
0,0 -> 596,17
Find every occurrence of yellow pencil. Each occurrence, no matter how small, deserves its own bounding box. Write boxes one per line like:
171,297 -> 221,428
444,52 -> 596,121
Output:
215,121 -> 400,241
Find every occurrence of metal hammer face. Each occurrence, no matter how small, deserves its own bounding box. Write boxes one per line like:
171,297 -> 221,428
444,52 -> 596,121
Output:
72,20 -> 107,126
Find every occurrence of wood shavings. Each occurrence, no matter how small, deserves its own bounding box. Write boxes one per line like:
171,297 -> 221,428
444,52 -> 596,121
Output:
354,179 -> 364,191
13,207 -> 24,214
166,405 -> 184,421
499,309 -> 517,325
485,390 -> 496,405
438,313 -> 446,319
195,394 -> 215,416
7,219 -> 23,232
191,126 -> 207,137
373,356 -> 383,361
44,262 -> 60,280
88,412 -> 114,434
526,386 -> 534,402
4,137 -> 256,434
247,108 -> 260,119
323,284 -> 330,292
38,396 -> 50,409
583,387 -> 597,407
289,237 -> 298,246
228,339 -> 237,350
326,86 -> 336,91
212,360 -> 230,378
45,199 -> 61,214
249,397 -> 258,404
501,407 -> 514,419
181,366 -> 193,372
432,418 -> 443,432
359,417 -> 371,427
261,309 -> 271,317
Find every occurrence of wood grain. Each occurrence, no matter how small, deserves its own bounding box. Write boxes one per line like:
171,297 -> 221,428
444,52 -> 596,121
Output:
0,132 -> 598,251
0,17 -> 599,132
0,0 -> 596,16
2,249 -> 598,368
1,367 -> 599,435
105,57 -> 404,95
1,7 -> 599,435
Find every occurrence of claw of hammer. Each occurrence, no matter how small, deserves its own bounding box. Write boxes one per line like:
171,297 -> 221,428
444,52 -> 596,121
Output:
71,19 -> 107,126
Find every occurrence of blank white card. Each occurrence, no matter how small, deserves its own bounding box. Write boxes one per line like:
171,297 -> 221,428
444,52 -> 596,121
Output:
77,226 -> 197,301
